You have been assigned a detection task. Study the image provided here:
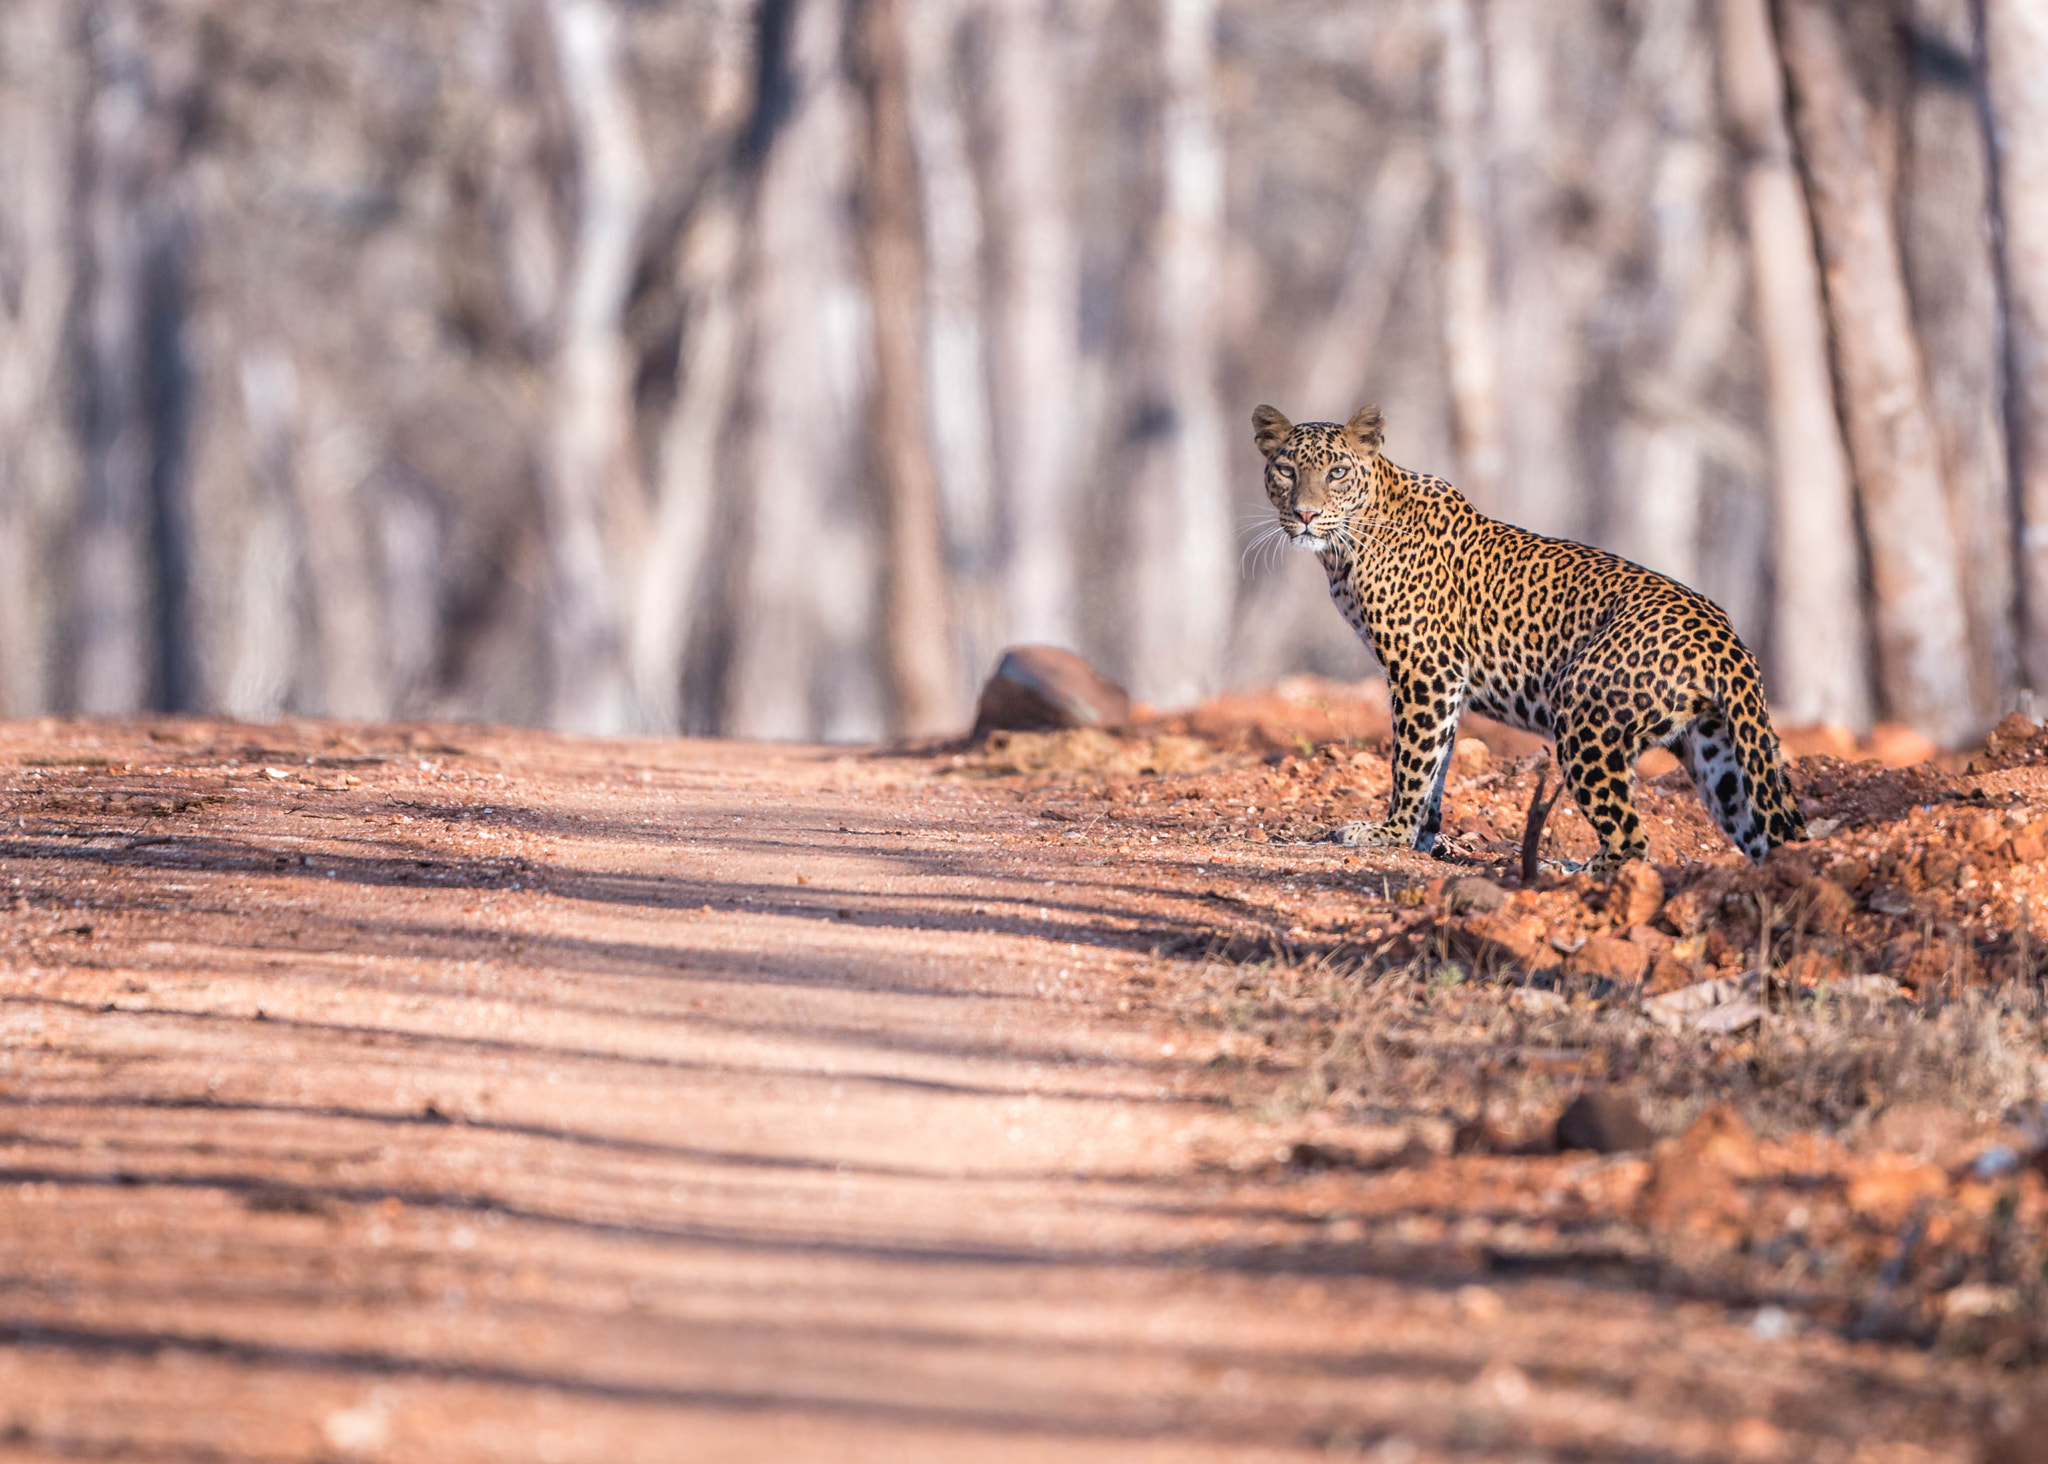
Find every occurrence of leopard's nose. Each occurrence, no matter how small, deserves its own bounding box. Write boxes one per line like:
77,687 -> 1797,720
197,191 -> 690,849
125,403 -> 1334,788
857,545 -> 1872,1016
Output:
1295,507 -> 1320,525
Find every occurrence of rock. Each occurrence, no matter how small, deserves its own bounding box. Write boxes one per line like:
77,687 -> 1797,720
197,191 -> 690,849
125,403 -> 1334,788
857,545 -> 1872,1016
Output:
1449,910 -> 1564,975
1644,952 -> 1697,995
1565,934 -> 1648,986
1662,886 -> 1712,936
1982,1386 -> 2048,1464
972,646 -> 1130,734
1863,1101 -> 1969,1162
1637,1104 -> 1760,1239
1443,874 -> 1509,915
1845,1152 -> 1947,1226
1451,737 -> 1491,775
1938,1284 -> 2029,1362
1635,746 -> 1682,777
1610,861 -> 1664,928
1804,878 -> 1857,935
1921,847 -> 1962,888
1555,1090 -> 1655,1153
1779,949 -> 1847,990
1780,723 -> 1861,759
1868,722 -> 1937,768
1981,711 -> 2046,766
1865,883 -> 1915,917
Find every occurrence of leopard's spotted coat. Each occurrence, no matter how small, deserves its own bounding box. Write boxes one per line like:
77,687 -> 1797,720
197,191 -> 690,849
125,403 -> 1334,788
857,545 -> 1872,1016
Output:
1253,404 -> 1804,872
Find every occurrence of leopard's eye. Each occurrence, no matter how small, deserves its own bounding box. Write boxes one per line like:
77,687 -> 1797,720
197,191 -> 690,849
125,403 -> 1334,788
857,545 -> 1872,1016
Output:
1271,463 -> 1295,482
1328,464 -> 1349,481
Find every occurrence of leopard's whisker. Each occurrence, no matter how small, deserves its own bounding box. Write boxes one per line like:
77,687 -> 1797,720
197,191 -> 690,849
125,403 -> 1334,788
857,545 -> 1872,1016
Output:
1240,524 -> 1290,577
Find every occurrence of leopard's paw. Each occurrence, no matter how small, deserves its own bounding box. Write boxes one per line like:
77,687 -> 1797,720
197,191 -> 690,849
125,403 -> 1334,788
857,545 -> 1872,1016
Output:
1329,820 -> 1401,848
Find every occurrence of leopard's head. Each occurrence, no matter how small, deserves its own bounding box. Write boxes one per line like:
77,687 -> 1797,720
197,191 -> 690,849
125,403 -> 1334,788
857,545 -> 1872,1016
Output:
1250,404 -> 1385,556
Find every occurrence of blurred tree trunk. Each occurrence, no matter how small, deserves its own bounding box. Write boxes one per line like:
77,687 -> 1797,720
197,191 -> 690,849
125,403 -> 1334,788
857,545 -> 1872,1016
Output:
635,0 -> 754,733
1434,0 -> 1505,510
0,0 -> 80,716
1777,0 -> 1977,744
1615,4 -> 1732,590
856,0 -> 957,736
1719,0 -> 1871,730
1985,0 -> 2048,695
292,388 -> 388,718
76,1 -> 192,715
541,0 -> 646,735
1900,0 -> 2013,726
726,0 -> 876,739
905,0 -> 1000,691
1294,143 -> 1432,419
984,0 -> 1079,648
1127,0 -> 1231,708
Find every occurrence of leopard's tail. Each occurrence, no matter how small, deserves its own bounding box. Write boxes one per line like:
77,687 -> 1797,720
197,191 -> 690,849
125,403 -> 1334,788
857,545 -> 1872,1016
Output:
1682,666 -> 1806,862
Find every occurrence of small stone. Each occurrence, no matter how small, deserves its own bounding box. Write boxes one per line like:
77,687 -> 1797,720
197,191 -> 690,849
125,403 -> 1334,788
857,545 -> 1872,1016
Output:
1868,722 -> 1937,768
1983,1387 -> 2048,1464
1730,1416 -> 1785,1462
1662,886 -> 1711,935
1456,1284 -> 1505,1324
1863,1101 -> 1968,1162
1844,1152 -> 1947,1226
1644,952 -> 1696,995
1749,1305 -> 1793,1341
1555,1090 -> 1656,1154
1610,861 -> 1664,928
1637,1104 -> 1759,1236
1865,883 -> 1915,917
1635,746 -> 1682,777
1804,878 -> 1857,934
972,645 -> 1130,734
1451,737 -> 1492,775
1444,874 -> 1508,915
1565,934 -> 1648,986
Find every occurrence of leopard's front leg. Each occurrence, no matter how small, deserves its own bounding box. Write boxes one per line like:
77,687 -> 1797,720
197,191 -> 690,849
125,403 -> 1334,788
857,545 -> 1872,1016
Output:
1338,668 -> 1467,853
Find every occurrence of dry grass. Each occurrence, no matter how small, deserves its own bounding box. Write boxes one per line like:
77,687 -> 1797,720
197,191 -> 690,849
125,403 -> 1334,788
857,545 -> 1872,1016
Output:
1184,950 -> 2047,1139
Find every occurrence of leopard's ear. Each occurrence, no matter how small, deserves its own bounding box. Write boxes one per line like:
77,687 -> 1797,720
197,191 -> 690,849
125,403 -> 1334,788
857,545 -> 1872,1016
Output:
1251,404 -> 1293,458
1343,405 -> 1385,455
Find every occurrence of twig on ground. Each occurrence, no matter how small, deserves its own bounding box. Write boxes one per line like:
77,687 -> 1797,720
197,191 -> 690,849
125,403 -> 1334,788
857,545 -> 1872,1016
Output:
1520,759 -> 1561,885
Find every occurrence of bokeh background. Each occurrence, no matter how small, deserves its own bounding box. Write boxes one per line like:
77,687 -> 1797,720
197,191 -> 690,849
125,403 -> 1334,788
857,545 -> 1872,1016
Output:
1,0 -> 2045,745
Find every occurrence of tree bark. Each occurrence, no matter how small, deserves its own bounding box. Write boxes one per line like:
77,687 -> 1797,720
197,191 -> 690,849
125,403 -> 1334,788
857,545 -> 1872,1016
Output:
984,0 -> 1080,647
1293,142 -> 1433,419
1434,0 -> 1505,510
725,0 -> 876,740
1901,0 -> 2014,726
0,0 -> 80,716
291,387 -> 388,718
633,0 -> 754,734
540,0 -> 647,735
1719,0 -> 1871,730
1776,0 -> 1976,743
76,0 -> 191,715
1126,0 -> 1232,708
905,0 -> 1001,692
856,0 -> 957,736
1616,4 -> 1728,590
1985,0 -> 2048,695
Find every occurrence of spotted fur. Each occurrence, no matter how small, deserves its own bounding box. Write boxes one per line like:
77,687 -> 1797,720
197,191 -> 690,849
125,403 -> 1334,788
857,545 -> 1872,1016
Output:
1252,403 -> 1804,872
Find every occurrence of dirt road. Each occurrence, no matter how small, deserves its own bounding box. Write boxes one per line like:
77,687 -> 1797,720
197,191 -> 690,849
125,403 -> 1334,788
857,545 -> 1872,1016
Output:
0,720 -> 2011,1461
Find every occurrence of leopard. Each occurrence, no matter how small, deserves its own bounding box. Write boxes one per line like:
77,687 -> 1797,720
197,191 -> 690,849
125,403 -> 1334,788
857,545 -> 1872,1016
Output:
1251,403 -> 1805,874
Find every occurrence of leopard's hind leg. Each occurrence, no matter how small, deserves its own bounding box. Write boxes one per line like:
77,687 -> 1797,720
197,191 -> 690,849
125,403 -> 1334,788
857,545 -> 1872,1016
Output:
1554,717 -> 1651,874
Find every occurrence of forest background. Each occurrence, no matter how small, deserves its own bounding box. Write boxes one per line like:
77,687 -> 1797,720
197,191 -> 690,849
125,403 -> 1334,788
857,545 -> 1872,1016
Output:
3,0 -> 2048,748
